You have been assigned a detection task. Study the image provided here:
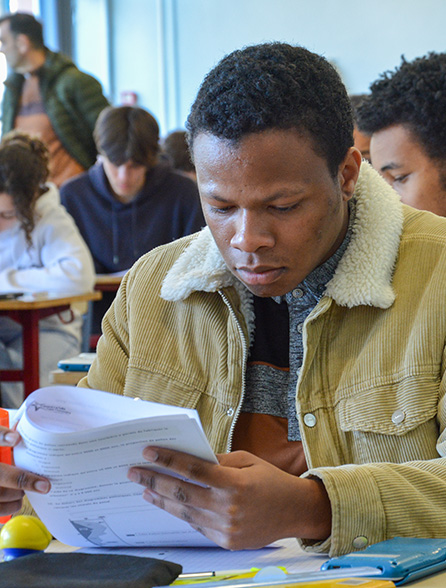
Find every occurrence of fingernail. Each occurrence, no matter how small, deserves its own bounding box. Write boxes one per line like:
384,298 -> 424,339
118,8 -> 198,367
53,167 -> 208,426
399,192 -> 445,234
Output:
34,480 -> 50,493
143,448 -> 158,463
127,470 -> 139,483
3,431 -> 19,445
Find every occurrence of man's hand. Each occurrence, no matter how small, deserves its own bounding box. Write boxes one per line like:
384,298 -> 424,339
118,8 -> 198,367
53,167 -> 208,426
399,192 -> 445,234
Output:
0,427 -> 51,516
128,447 -> 331,550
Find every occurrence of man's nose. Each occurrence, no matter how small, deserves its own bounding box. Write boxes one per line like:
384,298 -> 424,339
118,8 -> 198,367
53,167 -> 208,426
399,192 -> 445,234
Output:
230,211 -> 274,252
117,166 -> 129,181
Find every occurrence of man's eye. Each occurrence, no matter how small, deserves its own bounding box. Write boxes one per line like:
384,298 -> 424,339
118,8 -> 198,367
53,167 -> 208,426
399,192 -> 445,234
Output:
271,204 -> 298,212
394,174 -> 409,184
209,206 -> 233,214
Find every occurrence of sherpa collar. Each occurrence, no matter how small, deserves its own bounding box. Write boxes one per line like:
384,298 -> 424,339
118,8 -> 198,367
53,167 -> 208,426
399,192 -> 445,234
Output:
161,162 -> 403,310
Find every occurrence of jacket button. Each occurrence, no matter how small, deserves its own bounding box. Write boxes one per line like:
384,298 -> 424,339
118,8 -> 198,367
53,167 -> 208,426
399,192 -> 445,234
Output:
352,535 -> 368,549
391,410 -> 405,425
303,413 -> 317,427
292,288 -> 304,299
226,408 -> 234,417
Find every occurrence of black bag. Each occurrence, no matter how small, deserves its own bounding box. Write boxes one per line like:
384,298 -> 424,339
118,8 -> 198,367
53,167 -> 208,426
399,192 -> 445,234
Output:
0,552 -> 182,588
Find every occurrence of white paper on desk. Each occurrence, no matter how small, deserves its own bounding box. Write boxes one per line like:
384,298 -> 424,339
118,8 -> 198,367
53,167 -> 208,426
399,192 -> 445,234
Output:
13,385 -> 218,548
79,538 -> 329,574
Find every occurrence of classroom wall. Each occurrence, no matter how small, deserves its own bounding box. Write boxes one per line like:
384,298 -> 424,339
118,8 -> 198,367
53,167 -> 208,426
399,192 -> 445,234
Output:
72,0 -> 446,136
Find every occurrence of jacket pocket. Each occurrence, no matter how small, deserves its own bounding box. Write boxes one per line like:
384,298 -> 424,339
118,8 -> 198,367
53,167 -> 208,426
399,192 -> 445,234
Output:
125,368 -> 203,408
338,375 -> 439,437
334,376 -> 440,464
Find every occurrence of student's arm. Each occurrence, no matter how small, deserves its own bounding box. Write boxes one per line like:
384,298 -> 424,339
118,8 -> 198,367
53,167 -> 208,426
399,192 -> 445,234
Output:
0,198 -> 95,294
64,70 -> 109,133
127,447 -> 332,550
297,344 -> 446,556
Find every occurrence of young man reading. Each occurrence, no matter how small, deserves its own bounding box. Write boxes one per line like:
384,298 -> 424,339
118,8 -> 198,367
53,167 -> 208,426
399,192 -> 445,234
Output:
2,43 -> 446,557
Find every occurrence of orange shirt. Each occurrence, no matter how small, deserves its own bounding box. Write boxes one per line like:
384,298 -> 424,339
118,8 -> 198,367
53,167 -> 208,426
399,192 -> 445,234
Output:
232,413 -> 308,476
14,73 -> 85,186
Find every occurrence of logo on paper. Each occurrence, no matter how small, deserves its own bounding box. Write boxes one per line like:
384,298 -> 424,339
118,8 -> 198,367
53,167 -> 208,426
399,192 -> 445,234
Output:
28,401 -> 71,415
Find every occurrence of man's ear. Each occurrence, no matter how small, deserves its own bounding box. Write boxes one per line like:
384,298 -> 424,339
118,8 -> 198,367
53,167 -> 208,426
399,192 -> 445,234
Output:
339,147 -> 361,201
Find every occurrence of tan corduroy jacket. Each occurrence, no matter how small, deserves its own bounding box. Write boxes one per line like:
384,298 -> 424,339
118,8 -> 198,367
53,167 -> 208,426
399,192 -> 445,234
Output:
81,164 -> 446,556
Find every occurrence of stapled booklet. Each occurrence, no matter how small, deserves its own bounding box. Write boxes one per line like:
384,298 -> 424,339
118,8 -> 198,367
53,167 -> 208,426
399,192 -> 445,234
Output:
13,386 -> 218,548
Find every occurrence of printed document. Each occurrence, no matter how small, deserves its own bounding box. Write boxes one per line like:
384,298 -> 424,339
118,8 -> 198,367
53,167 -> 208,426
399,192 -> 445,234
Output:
13,386 -> 218,548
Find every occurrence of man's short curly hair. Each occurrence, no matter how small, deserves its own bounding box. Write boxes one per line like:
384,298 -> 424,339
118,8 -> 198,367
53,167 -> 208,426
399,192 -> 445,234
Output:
186,42 -> 353,177
357,53 -> 446,162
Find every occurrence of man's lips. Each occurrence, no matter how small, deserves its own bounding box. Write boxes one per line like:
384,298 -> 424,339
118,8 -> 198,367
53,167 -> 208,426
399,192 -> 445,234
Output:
235,266 -> 285,286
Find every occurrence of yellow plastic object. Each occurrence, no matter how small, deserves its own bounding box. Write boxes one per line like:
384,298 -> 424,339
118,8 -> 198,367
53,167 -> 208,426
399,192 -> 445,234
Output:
0,515 -> 52,551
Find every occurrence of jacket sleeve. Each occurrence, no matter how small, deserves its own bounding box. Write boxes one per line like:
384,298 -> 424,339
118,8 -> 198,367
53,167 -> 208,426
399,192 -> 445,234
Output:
299,356 -> 446,556
0,205 -> 95,294
64,69 -> 110,133
45,67 -> 109,169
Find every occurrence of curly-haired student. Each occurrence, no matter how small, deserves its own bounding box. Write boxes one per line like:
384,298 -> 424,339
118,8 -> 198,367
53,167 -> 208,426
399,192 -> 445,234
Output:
0,132 -> 95,407
357,52 -> 446,215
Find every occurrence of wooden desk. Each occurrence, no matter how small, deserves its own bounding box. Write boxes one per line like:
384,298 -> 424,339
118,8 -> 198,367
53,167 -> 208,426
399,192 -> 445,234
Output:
49,369 -> 88,386
0,292 -> 101,398
94,274 -> 124,292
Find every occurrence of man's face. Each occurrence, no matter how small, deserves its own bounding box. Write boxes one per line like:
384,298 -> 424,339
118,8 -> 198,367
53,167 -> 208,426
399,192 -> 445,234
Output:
0,193 -> 18,232
194,129 -> 360,297
0,21 -> 23,70
370,124 -> 446,216
101,156 -> 147,203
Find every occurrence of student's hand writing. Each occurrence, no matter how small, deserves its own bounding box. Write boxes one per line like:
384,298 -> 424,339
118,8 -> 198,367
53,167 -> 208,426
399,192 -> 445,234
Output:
0,427 -> 51,516
127,447 -> 331,550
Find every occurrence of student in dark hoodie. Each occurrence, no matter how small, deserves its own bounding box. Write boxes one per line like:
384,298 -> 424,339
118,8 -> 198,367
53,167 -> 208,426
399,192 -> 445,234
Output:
60,105 -> 204,333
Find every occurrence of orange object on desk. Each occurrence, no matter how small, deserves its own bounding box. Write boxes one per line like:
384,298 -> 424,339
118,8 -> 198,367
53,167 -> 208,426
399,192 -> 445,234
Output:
0,408 -> 12,523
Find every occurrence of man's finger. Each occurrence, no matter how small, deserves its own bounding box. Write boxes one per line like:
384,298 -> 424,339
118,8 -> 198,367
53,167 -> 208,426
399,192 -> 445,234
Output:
0,463 -> 51,493
128,466 -> 214,509
142,487 -> 221,533
0,427 -> 20,447
0,499 -> 23,516
142,488 -> 247,551
0,486 -> 25,502
139,446 -> 225,487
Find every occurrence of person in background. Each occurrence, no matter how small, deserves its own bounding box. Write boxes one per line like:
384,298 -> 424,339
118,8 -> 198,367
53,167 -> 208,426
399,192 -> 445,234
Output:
0,132 -> 95,408
349,94 -> 371,163
0,12 -> 109,187
357,53 -> 446,216
162,130 -> 197,181
60,106 -> 204,335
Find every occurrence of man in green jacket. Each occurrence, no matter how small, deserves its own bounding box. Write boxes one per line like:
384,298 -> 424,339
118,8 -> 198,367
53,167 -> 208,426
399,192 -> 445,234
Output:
2,43 -> 446,557
0,12 -> 109,186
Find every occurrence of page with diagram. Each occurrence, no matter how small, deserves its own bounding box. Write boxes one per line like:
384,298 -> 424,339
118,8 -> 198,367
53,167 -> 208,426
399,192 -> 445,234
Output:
13,385 -> 217,548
